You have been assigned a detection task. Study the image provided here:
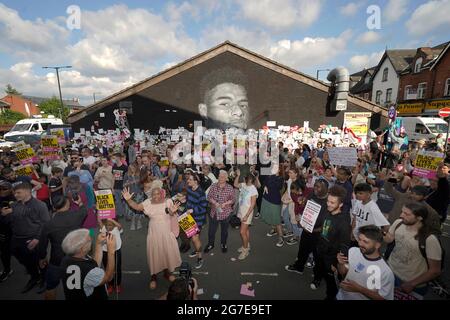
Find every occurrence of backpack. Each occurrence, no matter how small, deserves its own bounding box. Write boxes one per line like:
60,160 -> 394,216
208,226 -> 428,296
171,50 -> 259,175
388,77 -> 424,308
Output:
384,221 -> 445,271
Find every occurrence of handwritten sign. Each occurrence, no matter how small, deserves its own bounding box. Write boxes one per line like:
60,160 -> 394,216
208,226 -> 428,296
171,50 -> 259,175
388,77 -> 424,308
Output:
15,146 -> 36,165
13,164 -> 34,177
95,190 -> 116,219
413,150 -> 443,179
328,147 -> 358,167
300,200 -> 322,233
178,211 -> 200,238
41,135 -> 59,149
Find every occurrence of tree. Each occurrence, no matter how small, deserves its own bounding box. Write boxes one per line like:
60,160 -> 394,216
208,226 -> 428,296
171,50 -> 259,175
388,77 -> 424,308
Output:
38,97 -> 70,122
0,109 -> 26,125
5,84 -> 22,95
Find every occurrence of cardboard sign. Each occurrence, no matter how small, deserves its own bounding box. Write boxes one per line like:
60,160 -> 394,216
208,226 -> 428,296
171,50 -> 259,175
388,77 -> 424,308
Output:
13,164 -> 34,177
50,128 -> 65,143
12,141 -> 26,150
413,150 -> 444,179
178,211 -> 200,238
328,147 -> 358,167
42,149 -> 61,161
95,190 -> 116,219
300,200 -> 322,233
15,146 -> 36,165
41,135 -> 59,149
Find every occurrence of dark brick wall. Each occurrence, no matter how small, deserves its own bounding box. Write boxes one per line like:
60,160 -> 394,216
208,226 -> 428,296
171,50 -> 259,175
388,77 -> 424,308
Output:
72,52 -> 386,132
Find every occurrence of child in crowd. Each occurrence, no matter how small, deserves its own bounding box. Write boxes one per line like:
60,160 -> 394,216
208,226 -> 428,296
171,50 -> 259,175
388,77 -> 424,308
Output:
100,218 -> 123,295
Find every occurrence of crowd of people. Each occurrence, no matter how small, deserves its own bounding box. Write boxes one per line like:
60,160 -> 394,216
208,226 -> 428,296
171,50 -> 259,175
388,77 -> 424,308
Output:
0,129 -> 448,300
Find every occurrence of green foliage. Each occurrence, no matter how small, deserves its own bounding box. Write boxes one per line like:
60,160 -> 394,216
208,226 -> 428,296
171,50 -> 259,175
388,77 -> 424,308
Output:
0,109 -> 26,125
5,84 -> 22,95
38,97 -> 70,121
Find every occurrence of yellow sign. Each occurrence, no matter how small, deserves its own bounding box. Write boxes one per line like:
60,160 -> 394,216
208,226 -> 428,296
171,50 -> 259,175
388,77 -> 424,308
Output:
95,190 -> 115,211
397,103 -> 424,114
415,153 -> 443,171
13,164 -> 34,176
425,99 -> 450,110
15,146 -> 35,164
178,212 -> 199,238
344,112 -> 371,136
41,135 -> 59,149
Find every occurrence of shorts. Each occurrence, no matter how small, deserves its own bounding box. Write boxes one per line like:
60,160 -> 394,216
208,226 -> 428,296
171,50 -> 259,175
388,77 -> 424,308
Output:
45,264 -> 63,290
238,206 -> 253,225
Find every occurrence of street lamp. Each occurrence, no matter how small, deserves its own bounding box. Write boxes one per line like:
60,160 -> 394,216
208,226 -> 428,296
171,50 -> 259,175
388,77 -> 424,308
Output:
316,69 -> 331,80
42,65 -> 72,119
93,92 -> 102,103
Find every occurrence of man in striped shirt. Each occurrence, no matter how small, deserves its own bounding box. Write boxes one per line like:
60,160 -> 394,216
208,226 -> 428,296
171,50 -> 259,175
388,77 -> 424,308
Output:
205,171 -> 235,253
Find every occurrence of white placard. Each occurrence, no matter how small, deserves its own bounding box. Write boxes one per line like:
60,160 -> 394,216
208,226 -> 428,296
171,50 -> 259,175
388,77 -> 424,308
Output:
80,128 -> 85,134
266,121 -> 276,127
99,113 -> 105,118
300,200 -> 322,233
99,129 -> 104,134
85,131 -> 91,137
303,121 -> 309,132
328,147 -> 358,167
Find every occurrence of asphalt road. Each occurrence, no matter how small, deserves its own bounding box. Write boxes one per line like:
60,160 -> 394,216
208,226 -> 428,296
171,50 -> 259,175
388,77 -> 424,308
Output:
1,214 -> 449,300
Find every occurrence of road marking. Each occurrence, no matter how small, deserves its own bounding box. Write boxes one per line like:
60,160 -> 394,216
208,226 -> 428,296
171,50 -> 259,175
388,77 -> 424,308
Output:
123,271 -> 141,274
240,272 -> 279,277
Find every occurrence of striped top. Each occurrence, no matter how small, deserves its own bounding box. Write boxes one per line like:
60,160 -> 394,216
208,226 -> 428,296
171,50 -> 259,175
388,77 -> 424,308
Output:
186,187 -> 208,226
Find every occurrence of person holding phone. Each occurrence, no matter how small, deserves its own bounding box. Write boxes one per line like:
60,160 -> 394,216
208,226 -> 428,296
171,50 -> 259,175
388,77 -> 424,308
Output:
336,225 -> 395,300
314,185 -> 351,300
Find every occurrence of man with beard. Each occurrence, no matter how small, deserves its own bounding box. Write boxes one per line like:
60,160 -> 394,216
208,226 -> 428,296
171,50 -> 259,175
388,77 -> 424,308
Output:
336,225 -> 395,300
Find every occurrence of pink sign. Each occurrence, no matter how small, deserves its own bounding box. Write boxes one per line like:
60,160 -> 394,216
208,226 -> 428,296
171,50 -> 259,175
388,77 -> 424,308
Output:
412,167 -> 437,179
98,209 -> 116,220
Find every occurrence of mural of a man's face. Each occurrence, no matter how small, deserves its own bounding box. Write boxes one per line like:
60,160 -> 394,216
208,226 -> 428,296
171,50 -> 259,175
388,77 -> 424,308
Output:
199,82 -> 249,130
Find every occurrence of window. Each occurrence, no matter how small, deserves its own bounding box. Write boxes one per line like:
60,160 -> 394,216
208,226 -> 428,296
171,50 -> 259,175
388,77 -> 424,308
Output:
382,68 -> 388,82
386,88 -> 393,103
375,90 -> 382,104
364,93 -> 370,100
31,124 -> 39,131
41,123 -> 51,130
415,123 -> 428,134
417,82 -> 427,99
364,75 -> 370,84
414,58 -> 423,73
11,123 -> 31,131
404,85 -> 413,100
445,78 -> 450,96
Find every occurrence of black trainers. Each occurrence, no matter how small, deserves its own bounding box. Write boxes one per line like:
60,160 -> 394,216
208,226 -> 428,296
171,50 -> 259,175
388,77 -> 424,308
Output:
0,270 -> 13,283
284,265 -> 303,275
195,258 -> 204,269
188,250 -> 198,258
221,244 -> 228,253
203,245 -> 214,253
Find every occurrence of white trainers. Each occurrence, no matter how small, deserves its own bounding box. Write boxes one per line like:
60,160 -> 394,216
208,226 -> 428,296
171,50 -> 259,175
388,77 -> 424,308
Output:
238,248 -> 250,260
276,238 -> 284,247
237,244 -> 251,253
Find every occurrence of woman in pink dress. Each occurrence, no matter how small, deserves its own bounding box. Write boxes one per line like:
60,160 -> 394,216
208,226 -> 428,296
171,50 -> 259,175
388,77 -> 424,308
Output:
122,186 -> 181,289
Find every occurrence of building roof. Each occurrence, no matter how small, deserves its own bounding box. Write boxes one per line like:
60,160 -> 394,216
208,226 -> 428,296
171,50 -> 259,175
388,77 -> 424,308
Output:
386,49 -> 417,73
68,41 -> 387,123
0,99 -> 10,107
430,41 -> 450,70
22,95 -> 84,109
349,67 -> 376,94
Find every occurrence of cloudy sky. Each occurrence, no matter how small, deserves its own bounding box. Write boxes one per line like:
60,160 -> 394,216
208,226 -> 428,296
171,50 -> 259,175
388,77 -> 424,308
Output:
1,0 -> 449,106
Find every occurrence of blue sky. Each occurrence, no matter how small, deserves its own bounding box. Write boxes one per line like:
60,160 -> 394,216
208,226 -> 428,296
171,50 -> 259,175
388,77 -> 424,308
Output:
0,0 -> 449,106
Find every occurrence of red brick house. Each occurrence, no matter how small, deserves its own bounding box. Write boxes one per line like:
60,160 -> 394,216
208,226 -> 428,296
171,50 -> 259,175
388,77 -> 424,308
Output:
0,94 -> 40,116
397,41 -> 450,115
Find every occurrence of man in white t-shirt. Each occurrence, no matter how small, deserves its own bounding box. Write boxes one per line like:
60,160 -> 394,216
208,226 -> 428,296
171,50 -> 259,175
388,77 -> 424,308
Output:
384,202 -> 442,299
337,225 -> 395,300
351,183 -> 390,243
82,148 -> 97,168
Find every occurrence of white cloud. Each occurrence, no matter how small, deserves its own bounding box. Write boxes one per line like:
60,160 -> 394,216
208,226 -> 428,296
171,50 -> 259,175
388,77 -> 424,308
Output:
356,31 -> 382,44
269,30 -> 353,69
236,0 -> 323,30
339,2 -> 363,16
349,51 -> 384,71
384,0 -> 409,23
406,0 -> 450,36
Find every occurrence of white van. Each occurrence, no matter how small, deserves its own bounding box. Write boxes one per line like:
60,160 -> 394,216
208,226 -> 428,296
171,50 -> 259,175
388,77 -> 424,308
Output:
4,116 -> 64,139
399,117 -> 448,141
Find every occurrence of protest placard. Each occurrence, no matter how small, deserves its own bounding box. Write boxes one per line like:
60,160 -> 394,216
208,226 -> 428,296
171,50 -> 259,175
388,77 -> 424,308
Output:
328,147 -> 358,167
95,190 -> 116,219
412,150 -> 444,179
15,145 -> 36,165
41,135 -> 59,149
12,141 -> 26,151
300,200 -> 322,233
178,211 -> 200,238
13,164 -> 34,177
50,128 -> 65,144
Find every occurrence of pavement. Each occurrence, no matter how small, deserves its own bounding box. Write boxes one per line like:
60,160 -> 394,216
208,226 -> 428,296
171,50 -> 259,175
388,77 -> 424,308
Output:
0,214 -> 449,300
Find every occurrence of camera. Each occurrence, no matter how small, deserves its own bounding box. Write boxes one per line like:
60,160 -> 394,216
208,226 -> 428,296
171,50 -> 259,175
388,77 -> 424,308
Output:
179,261 -> 194,290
